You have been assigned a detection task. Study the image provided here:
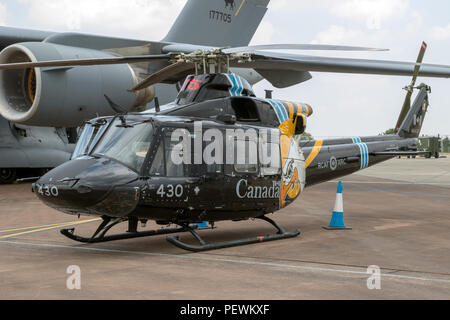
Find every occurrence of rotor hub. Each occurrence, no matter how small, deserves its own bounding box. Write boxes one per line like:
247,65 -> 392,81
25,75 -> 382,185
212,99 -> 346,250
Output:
171,50 -> 252,75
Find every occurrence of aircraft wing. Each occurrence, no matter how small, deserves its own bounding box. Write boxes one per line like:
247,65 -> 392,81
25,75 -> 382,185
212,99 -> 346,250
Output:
0,27 -> 55,51
240,52 -> 450,78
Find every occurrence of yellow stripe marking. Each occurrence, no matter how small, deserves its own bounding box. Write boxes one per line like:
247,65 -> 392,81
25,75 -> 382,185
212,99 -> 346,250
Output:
235,0 -> 246,16
285,101 -> 295,120
305,140 -> 324,168
0,219 -> 100,240
0,220 -> 98,234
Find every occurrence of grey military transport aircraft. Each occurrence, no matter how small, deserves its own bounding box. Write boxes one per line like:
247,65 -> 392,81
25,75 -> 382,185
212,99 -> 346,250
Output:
0,35 -> 446,251
0,0 -> 270,183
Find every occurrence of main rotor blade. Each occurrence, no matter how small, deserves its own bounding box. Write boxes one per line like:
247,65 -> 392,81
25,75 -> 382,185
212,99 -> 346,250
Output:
223,44 -> 389,54
130,61 -> 194,92
232,51 -> 450,78
0,54 -> 172,70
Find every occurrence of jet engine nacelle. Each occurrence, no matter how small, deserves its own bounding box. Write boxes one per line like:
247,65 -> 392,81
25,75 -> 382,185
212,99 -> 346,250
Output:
0,42 -> 154,127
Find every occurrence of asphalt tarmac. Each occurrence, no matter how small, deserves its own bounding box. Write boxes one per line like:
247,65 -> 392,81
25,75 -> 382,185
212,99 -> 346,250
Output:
0,157 -> 449,300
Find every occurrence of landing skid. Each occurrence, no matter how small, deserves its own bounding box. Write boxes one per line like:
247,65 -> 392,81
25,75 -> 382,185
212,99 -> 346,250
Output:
60,216 -> 300,252
60,217 -> 192,244
167,216 -> 300,252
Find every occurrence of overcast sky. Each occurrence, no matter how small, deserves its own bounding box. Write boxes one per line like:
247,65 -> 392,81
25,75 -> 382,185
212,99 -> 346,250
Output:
0,0 -> 449,138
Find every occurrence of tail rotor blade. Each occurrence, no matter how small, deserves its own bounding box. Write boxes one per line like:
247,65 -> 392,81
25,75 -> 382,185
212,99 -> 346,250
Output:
395,42 -> 428,132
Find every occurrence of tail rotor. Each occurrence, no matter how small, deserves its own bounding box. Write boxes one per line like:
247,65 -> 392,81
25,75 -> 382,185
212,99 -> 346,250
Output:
395,42 -> 427,133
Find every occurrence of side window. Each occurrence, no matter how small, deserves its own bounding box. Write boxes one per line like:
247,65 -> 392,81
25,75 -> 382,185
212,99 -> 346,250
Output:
165,134 -> 185,178
234,139 -> 258,174
259,141 -> 281,176
149,142 -> 165,176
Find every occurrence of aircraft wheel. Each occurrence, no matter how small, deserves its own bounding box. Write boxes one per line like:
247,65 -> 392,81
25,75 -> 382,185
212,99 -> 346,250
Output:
425,152 -> 432,159
435,152 -> 440,159
0,168 -> 17,184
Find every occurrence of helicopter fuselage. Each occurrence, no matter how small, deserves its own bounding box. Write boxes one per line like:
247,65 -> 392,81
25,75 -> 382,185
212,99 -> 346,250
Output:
33,113 -> 420,226
32,73 -> 423,229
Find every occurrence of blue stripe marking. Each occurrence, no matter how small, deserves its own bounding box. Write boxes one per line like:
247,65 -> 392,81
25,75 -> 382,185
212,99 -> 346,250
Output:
279,101 -> 289,121
352,138 -> 369,169
236,74 -> 244,96
267,99 -> 284,122
274,100 -> 288,122
229,74 -> 238,96
352,137 -> 362,144
356,143 -> 364,169
233,74 -> 240,96
356,142 -> 369,169
225,74 -> 234,96
363,143 -> 370,168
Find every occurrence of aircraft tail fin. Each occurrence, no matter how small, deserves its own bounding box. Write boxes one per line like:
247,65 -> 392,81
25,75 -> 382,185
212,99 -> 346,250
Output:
163,0 -> 270,47
398,85 -> 430,139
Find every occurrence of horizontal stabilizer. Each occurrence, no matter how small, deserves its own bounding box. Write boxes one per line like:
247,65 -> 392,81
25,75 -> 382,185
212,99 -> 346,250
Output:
370,151 -> 428,156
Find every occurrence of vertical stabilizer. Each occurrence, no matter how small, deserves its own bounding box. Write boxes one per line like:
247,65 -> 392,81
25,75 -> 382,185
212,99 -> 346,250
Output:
163,0 -> 270,47
398,85 -> 430,138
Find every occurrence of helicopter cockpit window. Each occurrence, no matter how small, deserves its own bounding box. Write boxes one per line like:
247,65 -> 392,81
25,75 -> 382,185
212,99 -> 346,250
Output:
93,119 -> 154,172
149,129 -> 188,178
149,142 -> 165,176
165,135 -> 186,177
72,119 -> 112,160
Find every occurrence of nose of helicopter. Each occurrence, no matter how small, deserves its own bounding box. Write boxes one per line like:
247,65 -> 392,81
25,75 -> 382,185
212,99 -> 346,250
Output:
33,156 -> 140,217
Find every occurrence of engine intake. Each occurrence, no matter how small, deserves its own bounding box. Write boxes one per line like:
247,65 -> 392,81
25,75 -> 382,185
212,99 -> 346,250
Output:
0,42 -> 154,127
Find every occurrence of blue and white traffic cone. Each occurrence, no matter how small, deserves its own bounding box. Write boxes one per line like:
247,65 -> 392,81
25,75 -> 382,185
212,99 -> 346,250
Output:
195,222 -> 209,229
323,181 -> 352,230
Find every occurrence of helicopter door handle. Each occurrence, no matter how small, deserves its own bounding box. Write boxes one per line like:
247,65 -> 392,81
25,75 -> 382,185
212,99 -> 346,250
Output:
186,178 -> 203,184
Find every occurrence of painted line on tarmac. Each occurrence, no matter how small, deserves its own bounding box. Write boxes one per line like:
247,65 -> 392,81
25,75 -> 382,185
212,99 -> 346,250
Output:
315,182 -> 450,199
0,219 -> 100,240
330,180 -> 450,186
0,219 -> 101,234
1,239 -> 450,285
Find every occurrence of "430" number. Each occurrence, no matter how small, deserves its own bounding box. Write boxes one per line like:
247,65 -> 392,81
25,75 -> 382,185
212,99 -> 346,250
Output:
157,184 -> 184,198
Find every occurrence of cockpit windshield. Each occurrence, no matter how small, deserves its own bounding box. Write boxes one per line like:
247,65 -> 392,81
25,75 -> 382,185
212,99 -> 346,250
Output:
92,118 -> 154,172
72,118 -> 112,160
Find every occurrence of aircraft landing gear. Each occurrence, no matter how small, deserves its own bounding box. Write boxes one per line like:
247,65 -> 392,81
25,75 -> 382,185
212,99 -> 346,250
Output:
0,168 -> 16,184
61,217 -> 193,244
60,216 -> 300,252
167,216 -> 301,252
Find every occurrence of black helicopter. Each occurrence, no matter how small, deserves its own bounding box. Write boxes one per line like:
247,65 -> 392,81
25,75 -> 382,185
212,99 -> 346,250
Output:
1,42 -> 447,252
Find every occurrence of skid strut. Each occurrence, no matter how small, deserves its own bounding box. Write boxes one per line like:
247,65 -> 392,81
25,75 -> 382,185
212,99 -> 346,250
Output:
167,216 -> 300,252
61,217 -> 192,244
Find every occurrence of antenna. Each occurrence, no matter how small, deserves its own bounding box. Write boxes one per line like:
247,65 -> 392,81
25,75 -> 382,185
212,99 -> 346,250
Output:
154,97 -> 160,113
